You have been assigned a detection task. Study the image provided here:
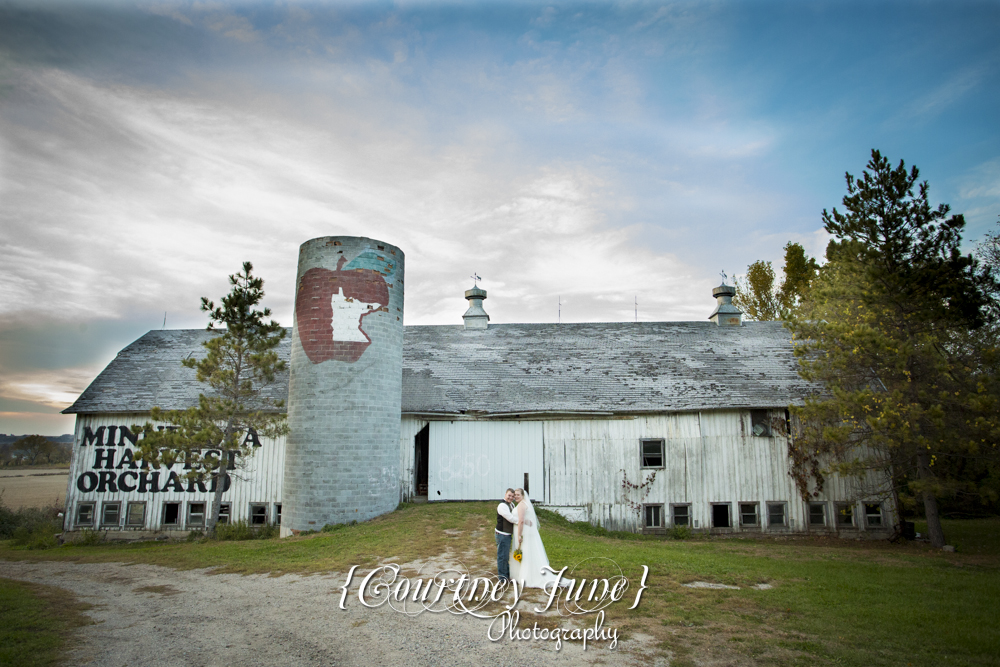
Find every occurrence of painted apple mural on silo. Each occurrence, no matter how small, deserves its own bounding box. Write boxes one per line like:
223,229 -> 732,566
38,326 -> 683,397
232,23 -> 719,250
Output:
295,250 -> 394,364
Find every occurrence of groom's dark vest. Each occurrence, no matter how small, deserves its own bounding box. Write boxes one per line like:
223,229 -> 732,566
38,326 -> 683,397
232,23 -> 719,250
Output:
496,503 -> 514,534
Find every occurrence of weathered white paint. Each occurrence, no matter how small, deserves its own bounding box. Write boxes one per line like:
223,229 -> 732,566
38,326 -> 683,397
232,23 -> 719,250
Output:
64,413 -> 285,533
427,420 -> 543,501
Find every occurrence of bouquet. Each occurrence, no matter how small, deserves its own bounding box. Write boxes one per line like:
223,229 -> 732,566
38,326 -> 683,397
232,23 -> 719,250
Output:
512,547 -> 523,562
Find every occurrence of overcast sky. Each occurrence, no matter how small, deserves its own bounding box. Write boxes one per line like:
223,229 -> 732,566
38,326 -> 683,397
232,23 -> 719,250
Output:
2,0 -> 999,436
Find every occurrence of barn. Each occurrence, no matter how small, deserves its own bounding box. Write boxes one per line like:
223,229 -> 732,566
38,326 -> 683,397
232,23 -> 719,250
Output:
61,275 -> 896,538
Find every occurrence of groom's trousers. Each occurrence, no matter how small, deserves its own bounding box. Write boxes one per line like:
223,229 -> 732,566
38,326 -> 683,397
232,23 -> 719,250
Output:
495,531 -> 512,581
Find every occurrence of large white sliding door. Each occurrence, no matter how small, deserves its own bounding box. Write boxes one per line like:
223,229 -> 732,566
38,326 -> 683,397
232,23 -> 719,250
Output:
428,421 -> 543,501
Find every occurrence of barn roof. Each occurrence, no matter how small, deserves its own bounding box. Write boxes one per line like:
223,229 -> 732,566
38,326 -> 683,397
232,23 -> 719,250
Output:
64,321 -> 816,416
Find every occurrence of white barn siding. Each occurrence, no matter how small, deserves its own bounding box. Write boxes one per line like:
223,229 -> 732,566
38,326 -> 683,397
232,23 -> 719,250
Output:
64,413 -> 285,532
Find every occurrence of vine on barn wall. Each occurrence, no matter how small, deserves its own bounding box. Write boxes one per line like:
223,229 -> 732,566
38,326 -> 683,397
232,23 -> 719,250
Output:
621,468 -> 657,516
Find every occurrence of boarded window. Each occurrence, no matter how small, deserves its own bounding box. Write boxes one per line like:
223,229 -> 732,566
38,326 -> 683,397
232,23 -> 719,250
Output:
751,410 -> 771,437
187,502 -> 206,528
712,504 -> 731,528
865,503 -> 883,527
740,503 -> 759,526
126,502 -> 146,527
218,503 -> 231,525
672,505 -> 690,527
101,502 -> 121,527
76,503 -> 95,528
836,503 -> 854,527
809,502 -> 826,526
644,504 -> 663,529
250,503 -> 268,525
641,439 -> 665,468
162,502 -> 180,526
767,503 -> 786,527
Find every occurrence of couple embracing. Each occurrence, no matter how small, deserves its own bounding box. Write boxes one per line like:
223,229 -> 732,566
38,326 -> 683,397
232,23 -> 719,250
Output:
495,487 -> 564,588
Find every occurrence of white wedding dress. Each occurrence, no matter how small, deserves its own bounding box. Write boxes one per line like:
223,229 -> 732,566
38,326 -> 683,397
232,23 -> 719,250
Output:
509,496 -> 566,589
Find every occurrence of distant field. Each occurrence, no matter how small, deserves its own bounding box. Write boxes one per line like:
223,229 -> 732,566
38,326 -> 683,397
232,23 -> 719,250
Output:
0,468 -> 68,508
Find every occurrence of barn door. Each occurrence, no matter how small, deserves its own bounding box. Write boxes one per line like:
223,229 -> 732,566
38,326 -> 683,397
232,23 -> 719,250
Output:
427,421 -> 543,501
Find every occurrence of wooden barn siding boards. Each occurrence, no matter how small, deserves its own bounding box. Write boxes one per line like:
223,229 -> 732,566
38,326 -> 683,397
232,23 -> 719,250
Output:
65,412 -> 285,532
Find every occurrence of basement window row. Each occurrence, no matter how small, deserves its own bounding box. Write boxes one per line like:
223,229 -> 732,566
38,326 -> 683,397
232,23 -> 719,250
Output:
74,502 -> 283,529
641,501 -> 886,530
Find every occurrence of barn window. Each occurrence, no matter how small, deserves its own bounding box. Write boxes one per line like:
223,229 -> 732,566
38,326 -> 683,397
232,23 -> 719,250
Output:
126,502 -> 146,527
835,503 -> 855,527
671,504 -> 690,527
274,503 -> 282,526
101,502 -> 121,527
187,502 -> 206,528
217,503 -> 231,525
162,502 -> 181,526
644,504 -> 664,529
250,503 -> 268,525
864,503 -> 883,528
767,503 -> 786,527
809,502 -> 827,526
640,439 -> 665,468
712,503 -> 731,528
750,410 -> 771,437
76,503 -> 95,528
739,503 -> 759,527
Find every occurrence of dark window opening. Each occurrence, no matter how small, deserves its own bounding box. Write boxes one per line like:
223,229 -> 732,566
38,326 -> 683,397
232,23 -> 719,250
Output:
767,503 -> 786,527
641,439 -> 665,468
809,502 -> 826,526
274,503 -> 282,526
644,504 -> 663,528
712,504 -> 731,528
672,505 -> 690,527
250,504 -> 268,525
751,410 -> 772,437
523,472 -> 530,495
101,502 -> 120,527
740,503 -> 759,526
162,502 -> 181,526
217,503 -> 231,525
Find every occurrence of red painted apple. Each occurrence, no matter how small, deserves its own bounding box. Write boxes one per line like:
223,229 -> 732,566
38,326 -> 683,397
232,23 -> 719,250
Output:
295,257 -> 389,364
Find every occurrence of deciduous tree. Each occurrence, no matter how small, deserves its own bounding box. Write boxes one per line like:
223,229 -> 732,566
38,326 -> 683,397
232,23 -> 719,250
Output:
135,262 -> 288,535
733,242 -> 818,320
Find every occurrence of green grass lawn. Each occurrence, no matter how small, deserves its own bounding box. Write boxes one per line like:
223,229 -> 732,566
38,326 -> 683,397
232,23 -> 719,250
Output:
2,504 -> 998,667
0,578 -> 91,667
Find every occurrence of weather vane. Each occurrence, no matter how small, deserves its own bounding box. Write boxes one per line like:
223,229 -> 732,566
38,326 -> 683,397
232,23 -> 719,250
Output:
471,272 -> 481,287
720,270 -> 729,285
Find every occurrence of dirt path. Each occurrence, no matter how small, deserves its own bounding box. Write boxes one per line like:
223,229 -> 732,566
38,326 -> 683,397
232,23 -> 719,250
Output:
0,560 -> 664,667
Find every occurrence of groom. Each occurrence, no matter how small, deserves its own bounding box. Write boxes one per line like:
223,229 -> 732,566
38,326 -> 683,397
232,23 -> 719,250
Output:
495,488 -> 519,582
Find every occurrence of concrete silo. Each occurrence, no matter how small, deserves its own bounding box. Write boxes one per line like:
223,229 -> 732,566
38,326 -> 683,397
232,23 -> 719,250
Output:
280,236 -> 404,536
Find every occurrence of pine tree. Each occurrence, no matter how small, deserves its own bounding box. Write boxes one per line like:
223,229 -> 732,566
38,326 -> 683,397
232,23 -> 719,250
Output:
134,262 -> 288,535
787,150 -> 999,548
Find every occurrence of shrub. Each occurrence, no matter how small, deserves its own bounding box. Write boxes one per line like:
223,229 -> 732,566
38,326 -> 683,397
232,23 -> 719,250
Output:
72,529 -> 106,546
214,520 -> 278,541
669,525 -> 693,540
0,491 -> 63,545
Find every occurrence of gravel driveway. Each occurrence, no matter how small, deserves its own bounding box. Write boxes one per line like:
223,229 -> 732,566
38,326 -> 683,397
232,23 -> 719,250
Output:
1,559 -> 663,667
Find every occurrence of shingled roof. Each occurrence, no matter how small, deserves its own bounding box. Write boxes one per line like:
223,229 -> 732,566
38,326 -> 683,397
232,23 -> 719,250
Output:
64,322 -> 816,416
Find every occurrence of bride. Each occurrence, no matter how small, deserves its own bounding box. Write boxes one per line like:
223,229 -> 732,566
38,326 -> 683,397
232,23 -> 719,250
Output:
509,488 -> 566,589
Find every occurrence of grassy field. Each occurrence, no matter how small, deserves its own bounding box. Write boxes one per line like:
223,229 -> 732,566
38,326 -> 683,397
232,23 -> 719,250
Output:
0,468 -> 69,508
2,502 -> 998,667
0,578 -> 91,667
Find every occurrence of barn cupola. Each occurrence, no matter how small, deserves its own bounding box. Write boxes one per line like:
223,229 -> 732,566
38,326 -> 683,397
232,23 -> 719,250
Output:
463,285 -> 490,330
708,278 -> 742,327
